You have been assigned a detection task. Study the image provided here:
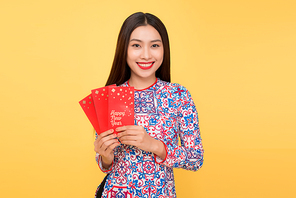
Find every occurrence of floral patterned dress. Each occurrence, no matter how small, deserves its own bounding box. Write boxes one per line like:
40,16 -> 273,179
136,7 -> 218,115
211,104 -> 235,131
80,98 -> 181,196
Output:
95,78 -> 204,198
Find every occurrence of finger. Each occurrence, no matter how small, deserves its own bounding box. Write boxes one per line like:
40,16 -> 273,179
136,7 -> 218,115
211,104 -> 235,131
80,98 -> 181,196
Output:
98,129 -> 115,139
96,130 -> 116,144
115,126 -> 127,132
116,125 -> 141,132
117,129 -> 140,138
105,141 -> 121,153
95,132 -> 114,146
97,138 -> 119,153
119,139 -> 138,147
99,134 -> 118,149
95,136 -> 116,151
95,132 -> 117,149
118,135 -> 137,142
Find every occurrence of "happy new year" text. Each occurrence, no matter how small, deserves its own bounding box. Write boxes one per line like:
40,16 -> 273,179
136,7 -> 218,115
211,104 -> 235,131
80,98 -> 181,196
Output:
110,110 -> 125,127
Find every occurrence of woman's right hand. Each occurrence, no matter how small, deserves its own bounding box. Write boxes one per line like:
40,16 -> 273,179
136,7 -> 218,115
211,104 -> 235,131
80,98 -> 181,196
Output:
94,129 -> 120,169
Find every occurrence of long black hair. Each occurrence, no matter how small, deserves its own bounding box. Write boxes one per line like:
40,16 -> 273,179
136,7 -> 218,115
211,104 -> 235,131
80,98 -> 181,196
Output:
105,12 -> 171,86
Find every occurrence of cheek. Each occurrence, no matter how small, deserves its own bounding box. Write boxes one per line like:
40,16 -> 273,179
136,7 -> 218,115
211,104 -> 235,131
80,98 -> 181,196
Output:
127,50 -> 139,61
154,50 -> 164,62
127,51 -> 138,68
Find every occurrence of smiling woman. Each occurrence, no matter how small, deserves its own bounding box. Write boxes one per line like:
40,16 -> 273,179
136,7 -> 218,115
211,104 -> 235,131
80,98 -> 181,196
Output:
93,12 -> 204,198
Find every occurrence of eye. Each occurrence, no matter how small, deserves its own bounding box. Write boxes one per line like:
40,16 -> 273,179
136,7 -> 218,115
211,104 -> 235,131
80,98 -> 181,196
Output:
152,44 -> 160,48
132,44 -> 140,48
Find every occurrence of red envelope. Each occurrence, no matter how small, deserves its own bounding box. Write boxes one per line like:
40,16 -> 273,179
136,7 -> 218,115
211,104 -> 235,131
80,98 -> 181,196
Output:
80,85 -> 134,134
79,85 -> 116,134
79,94 -> 100,133
91,85 -> 115,133
107,86 -> 134,133
91,86 -> 134,134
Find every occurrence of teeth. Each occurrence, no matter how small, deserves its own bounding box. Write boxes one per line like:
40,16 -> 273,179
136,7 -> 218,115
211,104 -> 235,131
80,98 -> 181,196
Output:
138,63 -> 153,67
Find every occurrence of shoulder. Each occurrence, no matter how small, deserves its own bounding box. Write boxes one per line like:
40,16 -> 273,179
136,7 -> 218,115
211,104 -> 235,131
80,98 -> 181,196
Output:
156,79 -> 191,98
156,80 -> 196,112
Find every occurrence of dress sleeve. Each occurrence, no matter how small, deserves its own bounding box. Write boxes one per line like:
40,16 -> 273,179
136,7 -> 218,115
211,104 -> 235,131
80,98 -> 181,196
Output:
155,86 -> 204,171
95,132 -> 114,173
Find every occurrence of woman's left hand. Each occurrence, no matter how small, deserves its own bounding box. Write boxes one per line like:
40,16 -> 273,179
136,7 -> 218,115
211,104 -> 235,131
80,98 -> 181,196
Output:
116,125 -> 156,152
116,125 -> 166,160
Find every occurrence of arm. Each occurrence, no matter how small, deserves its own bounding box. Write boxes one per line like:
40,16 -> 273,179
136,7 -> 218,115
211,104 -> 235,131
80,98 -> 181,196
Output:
155,86 -> 204,171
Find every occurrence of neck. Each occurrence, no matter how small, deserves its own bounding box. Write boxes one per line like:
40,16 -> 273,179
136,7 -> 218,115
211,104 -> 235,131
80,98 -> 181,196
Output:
129,76 -> 157,90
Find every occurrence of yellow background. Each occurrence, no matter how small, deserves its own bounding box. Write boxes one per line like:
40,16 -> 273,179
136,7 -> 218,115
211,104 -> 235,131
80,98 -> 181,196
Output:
1,0 -> 295,197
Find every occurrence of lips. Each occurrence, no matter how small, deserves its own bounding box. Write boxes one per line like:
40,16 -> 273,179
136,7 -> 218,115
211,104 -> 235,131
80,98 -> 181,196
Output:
137,62 -> 154,70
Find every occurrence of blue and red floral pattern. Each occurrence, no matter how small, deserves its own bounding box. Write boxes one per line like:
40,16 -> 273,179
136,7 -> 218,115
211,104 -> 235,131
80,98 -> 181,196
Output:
95,79 -> 204,198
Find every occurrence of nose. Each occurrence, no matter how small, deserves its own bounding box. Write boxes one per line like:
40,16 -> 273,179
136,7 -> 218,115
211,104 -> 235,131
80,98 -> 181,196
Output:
141,46 -> 151,60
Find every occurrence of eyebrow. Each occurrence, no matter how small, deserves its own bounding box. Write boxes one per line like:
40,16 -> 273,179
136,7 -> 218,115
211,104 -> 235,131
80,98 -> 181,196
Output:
130,39 -> 162,43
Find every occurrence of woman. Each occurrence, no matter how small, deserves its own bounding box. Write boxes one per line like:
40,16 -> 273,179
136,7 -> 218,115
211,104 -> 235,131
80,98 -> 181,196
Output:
94,12 -> 204,198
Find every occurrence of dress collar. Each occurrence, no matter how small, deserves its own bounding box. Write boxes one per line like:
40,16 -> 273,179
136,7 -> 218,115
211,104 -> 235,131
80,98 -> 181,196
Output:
127,78 -> 158,91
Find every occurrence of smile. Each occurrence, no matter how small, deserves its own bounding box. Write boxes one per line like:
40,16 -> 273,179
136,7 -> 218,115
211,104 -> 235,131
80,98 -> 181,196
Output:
137,62 -> 154,70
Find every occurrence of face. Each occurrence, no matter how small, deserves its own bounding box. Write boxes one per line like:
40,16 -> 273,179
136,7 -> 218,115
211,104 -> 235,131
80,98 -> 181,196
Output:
127,25 -> 164,82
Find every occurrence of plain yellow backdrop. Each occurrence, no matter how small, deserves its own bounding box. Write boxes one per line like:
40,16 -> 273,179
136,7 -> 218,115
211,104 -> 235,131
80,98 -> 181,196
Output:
1,0 -> 295,197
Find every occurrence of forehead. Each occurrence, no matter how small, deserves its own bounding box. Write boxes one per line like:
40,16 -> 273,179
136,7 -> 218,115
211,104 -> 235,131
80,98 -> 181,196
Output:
130,25 -> 162,41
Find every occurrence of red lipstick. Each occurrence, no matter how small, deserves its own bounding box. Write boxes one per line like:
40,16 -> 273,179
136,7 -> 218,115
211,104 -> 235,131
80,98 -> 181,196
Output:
137,62 -> 154,70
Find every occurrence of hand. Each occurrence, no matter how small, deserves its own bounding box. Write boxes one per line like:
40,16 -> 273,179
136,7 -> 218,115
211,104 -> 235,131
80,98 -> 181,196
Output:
94,129 -> 120,169
116,125 -> 166,159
